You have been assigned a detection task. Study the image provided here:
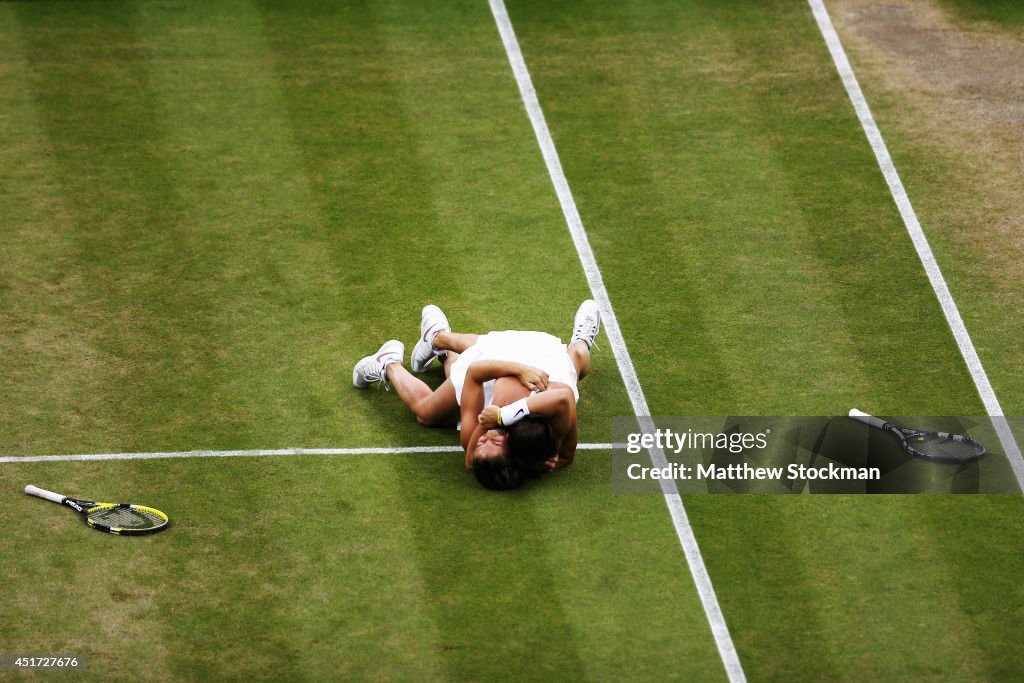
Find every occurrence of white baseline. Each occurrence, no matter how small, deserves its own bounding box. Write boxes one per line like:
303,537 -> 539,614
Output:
488,1 -> 746,681
0,442 -> 616,464
808,0 -> 1024,491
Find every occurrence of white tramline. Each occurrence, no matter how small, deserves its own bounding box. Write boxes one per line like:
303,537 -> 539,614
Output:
488,1 -> 747,680
808,0 -> 1024,491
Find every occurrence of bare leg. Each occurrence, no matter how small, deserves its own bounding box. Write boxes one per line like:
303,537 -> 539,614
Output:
386,363 -> 459,427
443,350 -> 459,379
568,340 -> 591,381
433,331 -> 479,354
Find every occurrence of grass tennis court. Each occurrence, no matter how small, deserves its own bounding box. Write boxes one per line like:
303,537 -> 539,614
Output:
1,0 -> 1022,680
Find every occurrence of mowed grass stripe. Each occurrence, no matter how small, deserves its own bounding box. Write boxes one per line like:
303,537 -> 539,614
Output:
2,0 -> 354,454
2,1 -> 231,457
1,6 -> 261,675
1,5 -> 195,678
0,8 -> 106,456
134,4 -> 454,679
690,494 -> 1024,681
0,10 -> 163,679
132,0 -> 390,451
503,0 -> 1023,680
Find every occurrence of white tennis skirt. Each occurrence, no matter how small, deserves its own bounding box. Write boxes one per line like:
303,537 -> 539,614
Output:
450,330 -> 579,408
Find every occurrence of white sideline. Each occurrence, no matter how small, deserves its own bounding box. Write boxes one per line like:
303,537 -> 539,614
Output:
808,0 -> 1024,491
0,442 -> 616,464
488,1 -> 746,681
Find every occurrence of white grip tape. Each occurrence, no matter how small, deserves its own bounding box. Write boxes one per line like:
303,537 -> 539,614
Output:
848,408 -> 888,430
25,485 -> 66,504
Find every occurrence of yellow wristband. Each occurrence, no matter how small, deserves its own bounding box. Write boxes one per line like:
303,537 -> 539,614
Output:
495,407 -> 503,426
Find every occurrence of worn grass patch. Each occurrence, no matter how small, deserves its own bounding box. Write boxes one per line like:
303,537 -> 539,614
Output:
831,0 -> 1024,413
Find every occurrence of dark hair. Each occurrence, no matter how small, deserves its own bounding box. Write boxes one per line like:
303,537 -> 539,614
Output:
472,452 -> 524,491
507,415 -> 556,469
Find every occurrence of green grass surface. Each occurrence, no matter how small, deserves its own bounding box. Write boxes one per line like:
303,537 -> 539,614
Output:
509,1 -> 1024,680
2,454 -> 729,681
832,0 -> 1024,417
1,0 -> 1022,681
939,0 -> 1024,28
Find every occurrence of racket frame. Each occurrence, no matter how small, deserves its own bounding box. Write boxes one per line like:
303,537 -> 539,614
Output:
848,408 -> 986,464
25,485 -> 170,535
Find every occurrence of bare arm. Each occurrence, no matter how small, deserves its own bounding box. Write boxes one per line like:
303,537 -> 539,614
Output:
461,361 -> 532,467
552,414 -> 578,470
536,388 -> 577,470
463,423 -> 486,469
462,359 -> 549,467
477,387 -> 578,470
460,377 -> 485,459
479,388 -> 572,429
468,360 -> 548,391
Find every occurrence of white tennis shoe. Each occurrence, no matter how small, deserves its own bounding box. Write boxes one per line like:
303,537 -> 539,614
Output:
353,340 -> 404,389
570,299 -> 601,349
410,304 -> 451,373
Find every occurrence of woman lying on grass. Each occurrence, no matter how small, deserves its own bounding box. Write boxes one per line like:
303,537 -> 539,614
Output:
352,301 -> 600,490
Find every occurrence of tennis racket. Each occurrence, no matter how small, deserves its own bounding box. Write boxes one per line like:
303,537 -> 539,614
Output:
25,485 -> 169,535
848,408 -> 985,463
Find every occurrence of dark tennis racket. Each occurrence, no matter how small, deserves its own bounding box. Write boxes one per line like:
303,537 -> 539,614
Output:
25,485 -> 170,535
848,409 -> 985,463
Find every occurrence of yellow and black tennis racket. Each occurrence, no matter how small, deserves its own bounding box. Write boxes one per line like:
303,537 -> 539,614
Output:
25,485 -> 169,535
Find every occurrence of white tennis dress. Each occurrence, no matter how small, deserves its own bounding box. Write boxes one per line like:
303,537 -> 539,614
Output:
450,330 -> 579,421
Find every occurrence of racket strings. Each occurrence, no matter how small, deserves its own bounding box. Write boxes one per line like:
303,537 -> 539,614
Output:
89,506 -> 165,530
911,435 -> 983,462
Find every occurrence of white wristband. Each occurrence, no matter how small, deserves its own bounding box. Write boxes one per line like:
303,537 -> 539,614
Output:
499,398 -> 531,427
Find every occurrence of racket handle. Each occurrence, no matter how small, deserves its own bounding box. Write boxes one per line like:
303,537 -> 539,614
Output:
848,408 -> 888,430
25,485 -> 66,504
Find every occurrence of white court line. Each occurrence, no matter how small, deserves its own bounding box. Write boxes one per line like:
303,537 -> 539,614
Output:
808,0 -> 1024,491
488,2 -> 746,681
0,442 -> 617,464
